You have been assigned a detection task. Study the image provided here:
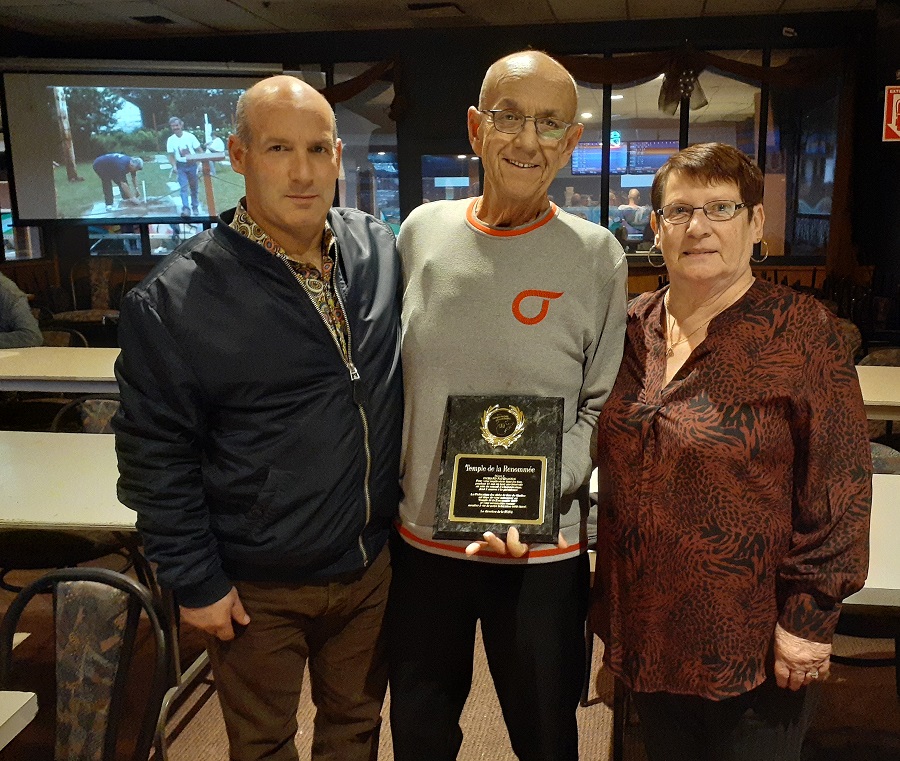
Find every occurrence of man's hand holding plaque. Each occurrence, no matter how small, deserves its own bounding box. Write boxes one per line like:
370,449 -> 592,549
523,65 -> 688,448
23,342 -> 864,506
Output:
434,395 -> 564,545
464,525 -> 569,557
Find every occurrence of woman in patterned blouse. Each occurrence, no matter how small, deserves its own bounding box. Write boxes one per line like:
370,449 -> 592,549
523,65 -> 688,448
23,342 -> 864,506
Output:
591,143 -> 872,761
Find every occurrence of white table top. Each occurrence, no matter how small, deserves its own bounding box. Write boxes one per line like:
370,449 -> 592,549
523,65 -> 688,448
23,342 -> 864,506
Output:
844,473 -> 900,607
0,346 -> 119,393
855,365 -> 900,421
0,431 -> 133,530
0,691 -> 37,751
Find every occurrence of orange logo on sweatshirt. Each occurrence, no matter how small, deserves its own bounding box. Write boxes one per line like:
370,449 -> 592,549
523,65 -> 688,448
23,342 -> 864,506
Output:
512,290 -> 563,325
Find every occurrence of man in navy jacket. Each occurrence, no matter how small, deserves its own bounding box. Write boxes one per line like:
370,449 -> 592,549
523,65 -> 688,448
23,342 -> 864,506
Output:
114,76 -> 402,761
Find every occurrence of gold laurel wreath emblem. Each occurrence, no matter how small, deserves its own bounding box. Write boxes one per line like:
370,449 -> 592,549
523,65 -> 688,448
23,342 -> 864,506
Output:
480,405 -> 526,449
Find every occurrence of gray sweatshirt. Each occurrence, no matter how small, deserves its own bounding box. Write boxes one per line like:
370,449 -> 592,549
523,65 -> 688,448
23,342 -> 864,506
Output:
398,198 -> 627,563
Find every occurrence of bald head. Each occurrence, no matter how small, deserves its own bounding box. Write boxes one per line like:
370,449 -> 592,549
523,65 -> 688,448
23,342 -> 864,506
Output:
235,75 -> 337,147
478,51 -> 578,122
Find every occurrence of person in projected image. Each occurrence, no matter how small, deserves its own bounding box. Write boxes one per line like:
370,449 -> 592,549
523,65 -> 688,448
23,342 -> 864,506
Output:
166,116 -> 202,218
91,153 -> 143,212
114,76 -> 402,761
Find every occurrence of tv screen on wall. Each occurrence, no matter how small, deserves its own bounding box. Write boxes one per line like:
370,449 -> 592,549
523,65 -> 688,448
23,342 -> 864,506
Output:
570,142 -> 627,175
627,140 -> 679,175
2,72 -> 261,224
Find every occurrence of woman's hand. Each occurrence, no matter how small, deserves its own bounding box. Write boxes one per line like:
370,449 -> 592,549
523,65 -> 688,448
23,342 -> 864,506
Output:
465,526 -> 568,558
773,623 -> 831,691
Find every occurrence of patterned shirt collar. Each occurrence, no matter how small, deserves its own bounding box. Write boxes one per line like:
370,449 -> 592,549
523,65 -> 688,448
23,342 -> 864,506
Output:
229,198 -> 334,270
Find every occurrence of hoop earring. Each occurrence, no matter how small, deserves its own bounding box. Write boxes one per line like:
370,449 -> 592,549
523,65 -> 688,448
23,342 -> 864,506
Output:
647,244 -> 666,268
750,240 -> 769,264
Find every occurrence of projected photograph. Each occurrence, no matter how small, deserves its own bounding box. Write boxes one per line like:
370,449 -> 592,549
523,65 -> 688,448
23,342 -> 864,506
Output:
3,74 -> 257,223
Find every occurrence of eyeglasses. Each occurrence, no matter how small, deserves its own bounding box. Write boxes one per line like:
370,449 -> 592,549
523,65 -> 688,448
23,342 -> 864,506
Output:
479,109 -> 573,141
656,200 -> 750,224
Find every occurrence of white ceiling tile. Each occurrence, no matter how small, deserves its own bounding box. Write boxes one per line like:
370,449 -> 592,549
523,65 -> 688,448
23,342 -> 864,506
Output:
704,0 -> 781,15
460,0 -> 555,25
226,0 -> 339,32
0,0 -> 876,39
627,0 -> 705,20
0,0 -> 68,7
547,0 -> 628,22
0,3 -> 132,33
64,0 -> 212,31
152,0 -> 280,32
780,0 -> 868,10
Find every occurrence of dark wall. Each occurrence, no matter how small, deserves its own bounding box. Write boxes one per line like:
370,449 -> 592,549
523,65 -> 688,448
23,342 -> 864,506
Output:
0,11 -> 880,263
874,1 -> 900,289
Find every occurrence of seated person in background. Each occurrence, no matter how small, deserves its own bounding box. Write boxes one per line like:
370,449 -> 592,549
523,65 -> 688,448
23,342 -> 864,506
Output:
618,188 -> 648,220
92,154 -> 143,212
618,188 -> 651,247
608,190 -> 625,237
0,273 -> 42,348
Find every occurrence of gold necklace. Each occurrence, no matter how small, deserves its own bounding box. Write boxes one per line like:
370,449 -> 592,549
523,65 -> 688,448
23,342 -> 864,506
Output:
664,290 -> 731,357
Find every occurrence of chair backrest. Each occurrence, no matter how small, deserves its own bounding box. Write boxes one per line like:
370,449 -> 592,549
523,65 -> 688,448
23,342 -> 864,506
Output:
0,568 -> 168,761
834,318 -> 863,362
41,329 -> 90,348
858,347 -> 900,367
870,442 -> 900,474
69,258 -> 128,312
50,396 -> 120,434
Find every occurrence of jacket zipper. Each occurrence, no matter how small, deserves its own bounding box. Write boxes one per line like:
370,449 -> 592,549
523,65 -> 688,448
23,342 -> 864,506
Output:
280,253 -> 373,567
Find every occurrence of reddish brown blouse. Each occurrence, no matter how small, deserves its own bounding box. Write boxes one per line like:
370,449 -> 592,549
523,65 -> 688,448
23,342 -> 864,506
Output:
590,279 -> 872,700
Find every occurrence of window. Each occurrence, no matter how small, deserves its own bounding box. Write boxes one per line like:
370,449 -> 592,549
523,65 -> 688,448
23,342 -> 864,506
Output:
293,64 -> 400,228
547,49 -> 843,261
549,60 -> 681,251
334,63 -> 399,227
421,154 -> 481,205
767,51 -> 840,257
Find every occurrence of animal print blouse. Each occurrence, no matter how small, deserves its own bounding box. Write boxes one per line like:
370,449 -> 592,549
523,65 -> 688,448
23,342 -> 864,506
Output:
590,278 -> 872,700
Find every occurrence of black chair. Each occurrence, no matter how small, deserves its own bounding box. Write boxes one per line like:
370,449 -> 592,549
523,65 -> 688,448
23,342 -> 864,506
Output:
40,329 -> 90,348
50,395 -> 121,434
0,568 -> 169,761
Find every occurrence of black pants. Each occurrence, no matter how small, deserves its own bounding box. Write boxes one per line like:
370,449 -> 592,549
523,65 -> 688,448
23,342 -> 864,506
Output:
386,535 -> 589,761
94,169 -> 125,206
631,679 -> 820,761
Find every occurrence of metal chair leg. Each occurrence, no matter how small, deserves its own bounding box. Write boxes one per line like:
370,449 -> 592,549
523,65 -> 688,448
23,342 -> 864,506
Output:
580,627 -> 594,706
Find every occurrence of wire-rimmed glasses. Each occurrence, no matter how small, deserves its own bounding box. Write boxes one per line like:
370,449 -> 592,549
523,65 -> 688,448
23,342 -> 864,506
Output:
478,109 -> 573,141
656,200 -> 750,224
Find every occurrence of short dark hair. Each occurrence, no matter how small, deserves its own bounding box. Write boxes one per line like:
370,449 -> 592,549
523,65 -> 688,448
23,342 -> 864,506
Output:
650,143 -> 764,212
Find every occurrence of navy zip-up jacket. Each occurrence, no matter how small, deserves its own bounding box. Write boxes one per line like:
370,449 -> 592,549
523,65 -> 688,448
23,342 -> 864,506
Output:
113,207 -> 402,608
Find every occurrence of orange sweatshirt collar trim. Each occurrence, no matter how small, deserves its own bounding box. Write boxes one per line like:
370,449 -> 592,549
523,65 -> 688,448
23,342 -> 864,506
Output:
466,197 -> 558,237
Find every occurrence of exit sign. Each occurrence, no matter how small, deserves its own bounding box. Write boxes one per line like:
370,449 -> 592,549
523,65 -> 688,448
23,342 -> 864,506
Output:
884,86 -> 900,142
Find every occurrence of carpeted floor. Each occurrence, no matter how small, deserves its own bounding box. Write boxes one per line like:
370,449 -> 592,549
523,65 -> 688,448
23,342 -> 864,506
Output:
163,627 -> 618,761
161,631 -> 900,761
1,564 -> 898,761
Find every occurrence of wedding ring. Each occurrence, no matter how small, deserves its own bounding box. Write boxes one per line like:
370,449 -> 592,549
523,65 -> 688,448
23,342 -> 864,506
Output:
806,669 -> 819,679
